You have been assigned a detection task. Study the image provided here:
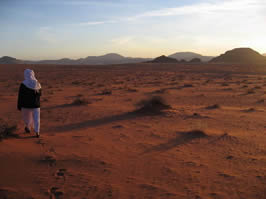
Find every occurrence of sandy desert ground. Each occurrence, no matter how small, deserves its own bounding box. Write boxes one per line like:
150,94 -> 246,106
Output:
0,63 -> 266,199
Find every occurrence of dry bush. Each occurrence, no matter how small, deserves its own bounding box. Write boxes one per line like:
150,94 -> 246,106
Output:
135,96 -> 171,114
256,99 -> 264,104
96,84 -> 105,88
0,121 -> 18,141
72,81 -> 81,85
183,84 -> 193,88
205,104 -> 220,110
221,83 -> 229,86
247,89 -> 255,94
98,90 -> 112,95
242,108 -> 256,113
127,88 -> 138,92
71,98 -> 89,106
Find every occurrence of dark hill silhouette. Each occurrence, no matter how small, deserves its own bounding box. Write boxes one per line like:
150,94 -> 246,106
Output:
210,48 -> 266,64
24,53 -> 151,65
189,58 -> 201,63
0,56 -> 22,64
148,55 -> 178,63
169,52 -> 213,62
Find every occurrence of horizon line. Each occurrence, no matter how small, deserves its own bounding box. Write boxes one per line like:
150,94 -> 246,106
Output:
1,47 -> 265,61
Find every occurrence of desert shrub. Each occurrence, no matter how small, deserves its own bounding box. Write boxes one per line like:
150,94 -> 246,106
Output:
257,99 -> 264,104
42,98 -> 49,102
0,122 -> 17,140
98,90 -> 112,95
221,83 -> 229,86
127,88 -> 138,92
71,98 -> 89,106
96,84 -> 104,88
247,89 -> 255,94
153,89 -> 167,94
135,96 -> 171,114
87,82 -> 95,86
243,108 -> 256,112
223,88 -> 233,91
72,81 -> 81,85
183,84 -> 193,88
205,104 -> 220,110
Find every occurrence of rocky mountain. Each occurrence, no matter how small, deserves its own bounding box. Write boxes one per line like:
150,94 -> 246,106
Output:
189,58 -> 202,63
169,52 -> 213,62
0,56 -> 22,64
76,53 -> 150,65
1,53 -> 151,65
148,55 -> 179,63
210,48 -> 266,64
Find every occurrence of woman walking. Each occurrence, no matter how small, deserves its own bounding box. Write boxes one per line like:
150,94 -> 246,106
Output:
17,69 -> 42,138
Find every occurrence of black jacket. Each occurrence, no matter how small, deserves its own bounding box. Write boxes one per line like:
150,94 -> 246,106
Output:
17,83 -> 42,110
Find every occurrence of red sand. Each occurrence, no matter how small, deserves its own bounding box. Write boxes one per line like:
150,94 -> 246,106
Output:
0,63 -> 266,199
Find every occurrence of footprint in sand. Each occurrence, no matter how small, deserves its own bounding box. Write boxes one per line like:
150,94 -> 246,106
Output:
49,187 -> 64,199
55,169 -> 67,181
41,153 -> 57,167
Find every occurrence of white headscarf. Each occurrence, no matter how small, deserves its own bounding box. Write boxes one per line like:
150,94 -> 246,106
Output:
23,69 -> 41,90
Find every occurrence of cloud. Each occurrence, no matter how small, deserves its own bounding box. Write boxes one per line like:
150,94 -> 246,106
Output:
78,0 -> 266,26
127,0 -> 265,20
36,26 -> 58,43
79,20 -> 117,26
40,0 -> 124,6
111,36 -> 135,45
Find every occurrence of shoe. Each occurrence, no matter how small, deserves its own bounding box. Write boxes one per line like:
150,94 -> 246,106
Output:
25,127 -> 30,133
35,132 -> 40,138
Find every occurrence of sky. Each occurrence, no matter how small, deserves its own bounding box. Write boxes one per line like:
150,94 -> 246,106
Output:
0,0 -> 266,60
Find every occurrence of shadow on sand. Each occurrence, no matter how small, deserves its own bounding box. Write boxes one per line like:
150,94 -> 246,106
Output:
143,130 -> 208,154
16,135 -> 38,139
50,109 -> 164,133
42,103 -> 76,110
0,133 -> 37,140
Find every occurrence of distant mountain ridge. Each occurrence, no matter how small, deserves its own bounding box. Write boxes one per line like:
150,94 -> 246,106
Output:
0,56 -> 23,64
0,53 -> 152,65
210,48 -> 266,64
0,52 -> 216,65
148,55 -> 178,63
1,49 -> 265,65
169,52 -> 214,62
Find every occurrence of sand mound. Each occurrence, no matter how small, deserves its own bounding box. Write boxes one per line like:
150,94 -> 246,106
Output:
209,133 -> 240,145
144,130 -> 208,153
